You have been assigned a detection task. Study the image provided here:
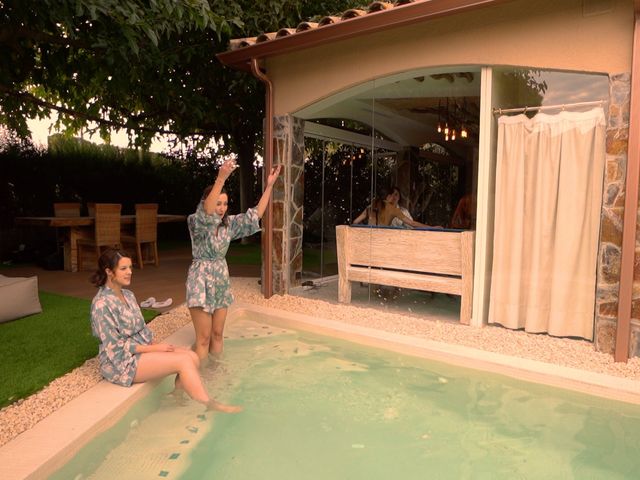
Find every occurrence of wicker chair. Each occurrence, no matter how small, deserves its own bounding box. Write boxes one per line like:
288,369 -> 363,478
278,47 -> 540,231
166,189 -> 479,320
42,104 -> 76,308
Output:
53,202 -> 81,217
77,203 -> 122,271
121,203 -> 159,269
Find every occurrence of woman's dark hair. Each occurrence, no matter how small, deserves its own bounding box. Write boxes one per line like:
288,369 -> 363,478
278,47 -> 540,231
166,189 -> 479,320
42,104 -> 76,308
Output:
389,185 -> 403,205
201,185 -> 229,234
369,186 -> 395,225
90,248 -> 131,287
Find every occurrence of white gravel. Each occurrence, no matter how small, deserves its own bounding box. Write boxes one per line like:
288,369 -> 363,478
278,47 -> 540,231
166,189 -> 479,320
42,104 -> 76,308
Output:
2,276 -> 640,447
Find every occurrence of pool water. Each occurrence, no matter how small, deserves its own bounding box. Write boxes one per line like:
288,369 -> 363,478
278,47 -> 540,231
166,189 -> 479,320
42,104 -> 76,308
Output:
51,316 -> 640,480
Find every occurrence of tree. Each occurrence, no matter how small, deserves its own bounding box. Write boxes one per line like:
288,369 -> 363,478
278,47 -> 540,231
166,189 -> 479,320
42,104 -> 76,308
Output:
0,0 -> 368,211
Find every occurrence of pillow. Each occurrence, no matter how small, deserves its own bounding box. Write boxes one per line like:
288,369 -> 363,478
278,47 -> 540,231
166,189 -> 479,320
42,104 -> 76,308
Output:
0,275 -> 43,323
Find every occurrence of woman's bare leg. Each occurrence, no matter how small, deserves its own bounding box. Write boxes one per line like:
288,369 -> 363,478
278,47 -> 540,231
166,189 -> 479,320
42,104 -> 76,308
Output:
190,307 -> 213,362
134,351 -> 241,413
135,351 -> 209,403
173,349 -> 200,392
210,308 -> 227,357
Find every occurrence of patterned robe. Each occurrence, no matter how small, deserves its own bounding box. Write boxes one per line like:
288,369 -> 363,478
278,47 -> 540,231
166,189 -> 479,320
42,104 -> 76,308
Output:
391,206 -> 413,228
90,286 -> 153,386
186,202 -> 261,312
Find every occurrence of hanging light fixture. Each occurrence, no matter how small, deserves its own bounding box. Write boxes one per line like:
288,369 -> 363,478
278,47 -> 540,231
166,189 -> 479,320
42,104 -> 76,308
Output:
460,98 -> 468,138
435,97 -> 472,142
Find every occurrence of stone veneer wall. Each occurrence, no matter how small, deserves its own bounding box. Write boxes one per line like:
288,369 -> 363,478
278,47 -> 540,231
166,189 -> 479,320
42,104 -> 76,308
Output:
595,73 -> 633,355
270,114 -> 305,294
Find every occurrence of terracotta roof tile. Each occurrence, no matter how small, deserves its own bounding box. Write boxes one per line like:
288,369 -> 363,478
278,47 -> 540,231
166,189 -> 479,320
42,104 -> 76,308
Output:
276,28 -> 297,38
318,15 -> 342,27
296,21 -> 319,32
256,32 -> 277,43
342,9 -> 368,20
229,0 -> 419,51
368,2 -> 395,12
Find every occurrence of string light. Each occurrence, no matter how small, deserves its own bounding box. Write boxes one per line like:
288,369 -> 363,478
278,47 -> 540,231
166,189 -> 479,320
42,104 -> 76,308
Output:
435,97 -> 471,142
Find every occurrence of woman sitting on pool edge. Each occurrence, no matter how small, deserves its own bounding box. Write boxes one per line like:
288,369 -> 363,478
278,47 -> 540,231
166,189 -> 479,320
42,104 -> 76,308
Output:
89,248 -> 241,413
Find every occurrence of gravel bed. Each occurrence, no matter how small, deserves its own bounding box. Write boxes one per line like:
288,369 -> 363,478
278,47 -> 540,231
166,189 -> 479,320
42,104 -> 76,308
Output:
2,277 -> 640,447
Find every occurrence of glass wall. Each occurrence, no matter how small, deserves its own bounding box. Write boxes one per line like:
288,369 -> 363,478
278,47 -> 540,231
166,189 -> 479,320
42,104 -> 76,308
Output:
296,68 -> 481,319
294,66 -> 608,333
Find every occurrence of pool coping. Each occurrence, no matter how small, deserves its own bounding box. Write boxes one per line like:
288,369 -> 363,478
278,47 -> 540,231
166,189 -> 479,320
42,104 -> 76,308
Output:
2,302 -> 640,479
0,323 -> 196,480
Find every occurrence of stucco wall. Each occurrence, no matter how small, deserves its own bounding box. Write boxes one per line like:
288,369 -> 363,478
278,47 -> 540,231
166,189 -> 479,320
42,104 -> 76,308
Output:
266,0 -> 634,116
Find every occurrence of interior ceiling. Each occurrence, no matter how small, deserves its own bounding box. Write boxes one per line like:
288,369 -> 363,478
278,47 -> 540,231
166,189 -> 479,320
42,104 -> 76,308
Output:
302,72 -> 481,148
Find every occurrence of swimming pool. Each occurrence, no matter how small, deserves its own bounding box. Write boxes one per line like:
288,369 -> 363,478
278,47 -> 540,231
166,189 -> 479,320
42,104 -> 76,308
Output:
47,307 -> 640,480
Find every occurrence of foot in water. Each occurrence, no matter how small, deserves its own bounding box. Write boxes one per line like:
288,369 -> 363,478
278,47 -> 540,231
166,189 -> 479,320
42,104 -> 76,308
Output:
207,400 -> 243,413
169,378 -> 188,405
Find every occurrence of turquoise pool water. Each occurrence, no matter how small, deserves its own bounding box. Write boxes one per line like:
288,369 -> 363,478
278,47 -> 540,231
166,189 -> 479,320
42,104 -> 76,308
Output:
51,315 -> 640,479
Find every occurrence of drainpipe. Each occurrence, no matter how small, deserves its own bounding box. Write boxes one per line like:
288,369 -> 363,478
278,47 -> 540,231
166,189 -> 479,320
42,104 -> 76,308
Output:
614,2 -> 640,362
250,58 -> 274,299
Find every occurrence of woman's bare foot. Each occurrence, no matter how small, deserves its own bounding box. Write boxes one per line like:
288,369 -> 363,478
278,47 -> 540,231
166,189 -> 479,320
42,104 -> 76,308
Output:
206,400 -> 243,413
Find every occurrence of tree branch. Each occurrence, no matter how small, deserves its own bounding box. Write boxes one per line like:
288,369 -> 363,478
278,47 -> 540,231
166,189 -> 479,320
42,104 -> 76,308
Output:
0,26 -> 87,49
0,84 -> 229,138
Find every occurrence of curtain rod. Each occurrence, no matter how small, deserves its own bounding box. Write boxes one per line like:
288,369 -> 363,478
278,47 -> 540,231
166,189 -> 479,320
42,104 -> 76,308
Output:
493,99 -> 605,115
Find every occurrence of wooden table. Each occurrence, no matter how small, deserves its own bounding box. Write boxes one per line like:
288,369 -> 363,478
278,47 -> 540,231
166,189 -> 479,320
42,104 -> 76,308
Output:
15,214 -> 187,272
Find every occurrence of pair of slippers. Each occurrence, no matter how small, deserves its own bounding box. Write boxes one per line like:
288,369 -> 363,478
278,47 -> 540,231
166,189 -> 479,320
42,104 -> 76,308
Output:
140,297 -> 173,309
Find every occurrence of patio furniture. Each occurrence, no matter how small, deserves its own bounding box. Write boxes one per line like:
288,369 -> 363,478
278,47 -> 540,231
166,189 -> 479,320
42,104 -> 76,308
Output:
14,214 -> 186,272
53,202 -> 82,217
77,203 -> 122,271
121,203 -> 159,269
53,203 -> 82,256
0,275 -> 42,323
336,225 -> 475,324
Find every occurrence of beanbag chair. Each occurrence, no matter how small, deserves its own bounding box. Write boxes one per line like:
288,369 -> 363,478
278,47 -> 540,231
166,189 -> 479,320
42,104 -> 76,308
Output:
0,275 -> 42,323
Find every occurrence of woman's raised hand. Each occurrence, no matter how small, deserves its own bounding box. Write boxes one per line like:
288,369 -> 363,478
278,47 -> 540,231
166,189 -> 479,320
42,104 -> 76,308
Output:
218,158 -> 238,180
267,164 -> 282,187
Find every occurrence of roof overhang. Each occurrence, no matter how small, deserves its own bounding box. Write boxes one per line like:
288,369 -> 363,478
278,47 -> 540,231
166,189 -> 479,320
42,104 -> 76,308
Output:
217,0 -> 515,71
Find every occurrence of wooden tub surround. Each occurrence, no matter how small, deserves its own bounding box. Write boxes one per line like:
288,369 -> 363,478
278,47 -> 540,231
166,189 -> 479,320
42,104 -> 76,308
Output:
336,225 -> 475,324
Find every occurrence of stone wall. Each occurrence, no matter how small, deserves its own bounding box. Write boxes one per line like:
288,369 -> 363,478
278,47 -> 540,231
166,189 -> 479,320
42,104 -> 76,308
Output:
595,73 -> 630,355
270,114 -> 305,294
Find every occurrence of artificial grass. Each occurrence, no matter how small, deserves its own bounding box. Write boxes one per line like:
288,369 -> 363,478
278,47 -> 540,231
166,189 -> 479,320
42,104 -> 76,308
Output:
226,242 -> 262,265
0,291 -> 157,408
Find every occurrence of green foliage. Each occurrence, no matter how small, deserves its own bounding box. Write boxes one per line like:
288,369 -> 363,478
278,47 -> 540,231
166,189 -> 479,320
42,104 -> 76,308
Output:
0,0 -> 368,144
0,137 -> 213,221
1,0 -> 369,210
0,291 -> 157,408
0,0 -> 241,141
0,135 -> 263,258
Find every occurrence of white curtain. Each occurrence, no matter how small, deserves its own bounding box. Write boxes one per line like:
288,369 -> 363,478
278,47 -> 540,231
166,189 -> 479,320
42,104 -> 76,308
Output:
488,108 -> 606,339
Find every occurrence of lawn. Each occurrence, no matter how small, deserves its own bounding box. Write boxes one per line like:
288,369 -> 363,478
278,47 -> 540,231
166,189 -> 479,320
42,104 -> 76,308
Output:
227,241 -> 262,264
0,291 -> 156,408
228,241 -> 338,273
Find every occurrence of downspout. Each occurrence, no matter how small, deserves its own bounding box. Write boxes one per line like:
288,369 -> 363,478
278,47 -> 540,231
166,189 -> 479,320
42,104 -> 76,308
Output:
614,1 -> 640,362
250,58 -> 274,299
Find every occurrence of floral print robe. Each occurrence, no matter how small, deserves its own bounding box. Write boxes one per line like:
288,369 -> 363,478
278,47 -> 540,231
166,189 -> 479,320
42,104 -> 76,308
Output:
90,286 -> 153,386
186,202 -> 261,313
